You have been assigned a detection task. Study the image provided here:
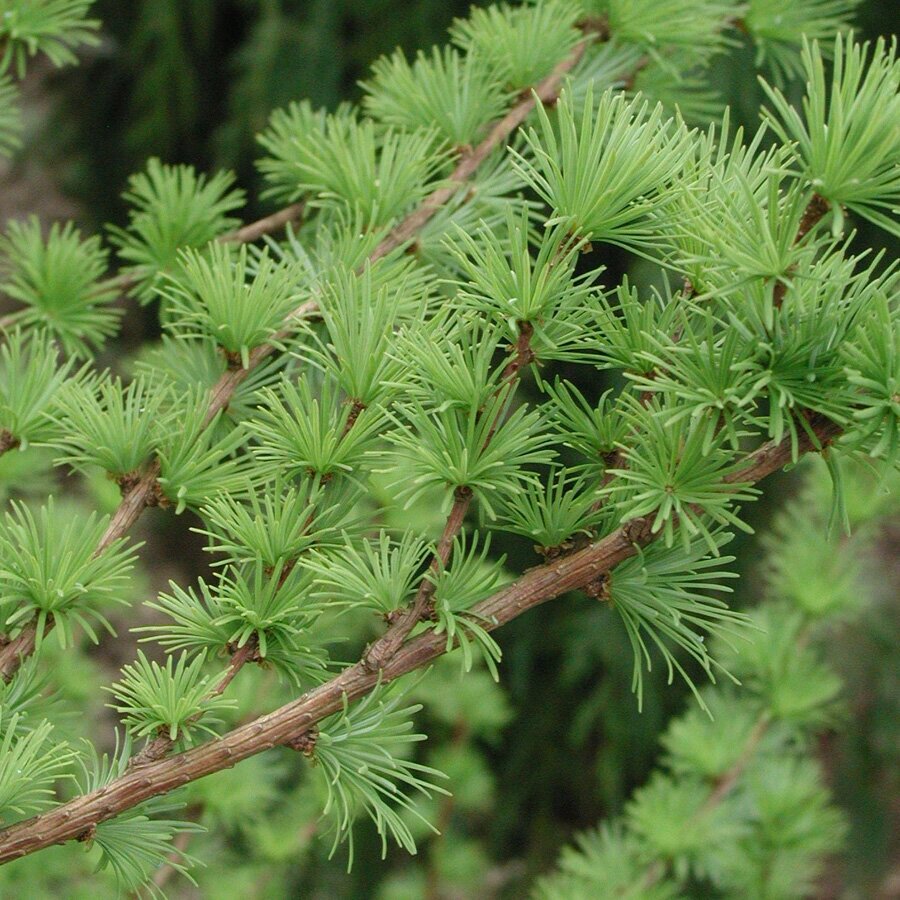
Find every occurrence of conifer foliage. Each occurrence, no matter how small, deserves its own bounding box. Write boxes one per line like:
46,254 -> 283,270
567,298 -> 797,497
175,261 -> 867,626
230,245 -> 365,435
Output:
535,459 -> 895,898
0,0 -> 895,895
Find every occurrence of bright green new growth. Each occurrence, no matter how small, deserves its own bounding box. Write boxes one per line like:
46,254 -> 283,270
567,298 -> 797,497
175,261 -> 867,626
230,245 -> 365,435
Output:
388,390 -> 555,516
256,103 -> 449,225
196,563 -> 322,664
50,374 -> 170,477
251,376 -> 387,483
140,571 -> 331,687
515,85 -> 694,252
198,477 -> 357,569
0,499 -> 136,649
107,651 -> 236,744
599,0 -> 736,62
163,243 -> 305,368
603,398 -> 759,552
156,400 -> 249,515
842,293 -> 900,460
450,0 -> 582,88
542,380 -> 629,466
762,33 -> 900,235
745,0 -> 861,82
0,0 -> 99,77
303,530 -> 430,615
0,328 -> 73,449
429,533 -> 505,676
669,153 -> 814,301
497,469 -> 607,552
391,314 -> 507,410
108,158 -> 246,301
362,45 -> 510,147
449,209 -> 597,334
311,264 -> 420,406
0,713 -> 74,821
0,217 -> 120,355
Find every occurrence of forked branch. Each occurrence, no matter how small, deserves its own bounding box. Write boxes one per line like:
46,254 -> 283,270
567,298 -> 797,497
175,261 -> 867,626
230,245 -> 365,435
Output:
0,34 -> 599,682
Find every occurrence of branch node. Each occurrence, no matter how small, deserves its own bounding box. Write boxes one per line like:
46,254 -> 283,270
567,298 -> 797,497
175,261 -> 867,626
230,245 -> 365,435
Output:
796,193 -> 830,243
147,479 -> 170,508
115,470 -> 142,496
342,399 -> 366,437
578,14 -> 610,40
583,573 -> 612,602
76,824 -> 96,844
0,429 -> 19,454
502,321 -> 536,380
420,601 -> 439,623
223,349 -> 244,370
128,732 -> 173,769
622,516 -> 655,546
285,725 -> 319,757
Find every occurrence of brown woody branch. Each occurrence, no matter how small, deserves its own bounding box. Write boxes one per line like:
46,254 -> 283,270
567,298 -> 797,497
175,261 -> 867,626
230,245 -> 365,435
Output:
0,414 -> 840,863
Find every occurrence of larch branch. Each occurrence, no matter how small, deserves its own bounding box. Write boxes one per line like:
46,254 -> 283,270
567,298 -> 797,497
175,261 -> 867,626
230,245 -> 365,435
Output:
0,35 -> 598,682
0,414 -> 840,863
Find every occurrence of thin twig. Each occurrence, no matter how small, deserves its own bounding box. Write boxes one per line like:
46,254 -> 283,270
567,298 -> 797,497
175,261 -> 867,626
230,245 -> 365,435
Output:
701,714 -> 771,813
364,312 -> 540,671
364,484 -> 474,672
219,202 -> 306,245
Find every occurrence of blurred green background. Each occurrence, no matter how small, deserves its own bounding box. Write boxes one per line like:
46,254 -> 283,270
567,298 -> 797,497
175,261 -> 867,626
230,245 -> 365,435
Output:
2,1 -> 896,897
